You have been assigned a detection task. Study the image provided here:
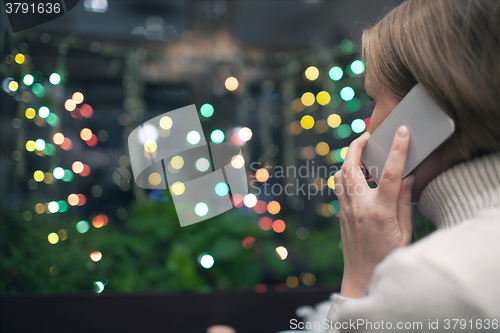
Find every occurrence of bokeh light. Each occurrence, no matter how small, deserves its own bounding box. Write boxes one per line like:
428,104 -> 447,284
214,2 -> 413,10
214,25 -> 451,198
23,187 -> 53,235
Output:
195,158 -> 210,172
230,155 -> 245,169
301,92 -> 315,107
327,176 -> 335,189
243,194 -> 257,208
304,66 -> 319,81
23,74 -> 34,86
170,156 -> 184,169
340,86 -> 355,101
195,202 -> 209,217
53,167 -> 65,180
48,233 -> 59,244
48,201 -> 59,213
72,92 -> 84,104
159,116 -> 173,130
76,220 -> 90,233
144,140 -> 157,153
171,182 -> 185,195
316,91 -> 331,105
272,219 -> 286,233
149,172 -> 162,185
33,170 -> 44,182
8,80 -> 18,92
53,133 -> 64,145
225,77 -> 239,91
329,66 -> 343,81
38,106 -> 49,118
327,114 -> 341,128
300,115 -> 314,130
200,103 -> 214,118
275,246 -> 288,260
80,128 -> 92,141
72,161 -> 84,174
35,139 -> 46,151
186,130 -> 201,145
214,182 -> 229,196
90,251 -> 102,262
65,99 -> 76,111
49,73 -> 61,85
258,217 -> 273,230
267,201 -> 281,215
238,127 -> 252,141
316,142 -> 330,156
351,118 -> 366,133
210,129 -> 225,144
350,60 -> 365,75
200,254 -> 214,269
255,168 -> 269,182
15,53 -> 25,64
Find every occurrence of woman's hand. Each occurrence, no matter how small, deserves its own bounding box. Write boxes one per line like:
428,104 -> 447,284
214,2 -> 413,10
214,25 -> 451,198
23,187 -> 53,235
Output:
334,125 -> 415,299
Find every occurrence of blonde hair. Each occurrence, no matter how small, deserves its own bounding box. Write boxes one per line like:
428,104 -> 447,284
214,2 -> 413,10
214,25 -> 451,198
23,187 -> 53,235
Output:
362,0 -> 500,163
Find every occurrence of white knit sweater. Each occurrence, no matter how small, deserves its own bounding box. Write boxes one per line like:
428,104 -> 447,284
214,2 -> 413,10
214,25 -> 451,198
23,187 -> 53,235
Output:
326,151 -> 500,332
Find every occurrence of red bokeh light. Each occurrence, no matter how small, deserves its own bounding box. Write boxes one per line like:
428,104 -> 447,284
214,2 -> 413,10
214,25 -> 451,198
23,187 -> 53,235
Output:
80,104 -> 93,118
80,164 -> 91,177
61,138 -> 73,150
253,200 -> 267,214
258,217 -> 273,230
231,194 -> 244,207
92,214 -> 108,228
272,219 -> 286,233
86,134 -> 98,147
76,194 -> 86,206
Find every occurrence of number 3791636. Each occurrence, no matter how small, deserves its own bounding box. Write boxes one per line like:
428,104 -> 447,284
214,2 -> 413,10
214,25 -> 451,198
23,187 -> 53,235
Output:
5,2 -> 61,14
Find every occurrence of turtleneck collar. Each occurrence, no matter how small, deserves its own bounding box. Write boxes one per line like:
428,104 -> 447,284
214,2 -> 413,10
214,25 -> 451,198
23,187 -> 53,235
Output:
418,151 -> 500,229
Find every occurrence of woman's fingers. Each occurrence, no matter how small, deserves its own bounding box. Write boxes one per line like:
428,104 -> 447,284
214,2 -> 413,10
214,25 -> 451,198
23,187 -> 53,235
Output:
342,132 -> 372,186
376,126 -> 411,206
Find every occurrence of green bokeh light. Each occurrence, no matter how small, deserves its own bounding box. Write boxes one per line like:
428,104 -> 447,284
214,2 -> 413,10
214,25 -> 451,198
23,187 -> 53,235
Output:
350,60 -> 365,75
210,129 -> 225,144
214,182 -> 229,196
200,103 -> 214,118
49,73 -> 61,85
57,200 -> 69,213
45,143 -> 56,156
62,169 -> 74,182
351,119 -> 366,133
340,86 -> 355,101
46,113 -> 59,126
333,124 -> 352,139
76,220 -> 90,234
328,66 -> 343,81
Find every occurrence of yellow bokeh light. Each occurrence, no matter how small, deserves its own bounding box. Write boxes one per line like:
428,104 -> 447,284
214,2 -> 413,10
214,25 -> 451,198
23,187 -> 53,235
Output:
327,176 -> 335,189
327,114 -> 342,128
53,133 -> 64,145
26,140 -> 36,152
301,92 -> 315,107
159,116 -> 173,130
340,147 -> 349,159
171,181 -> 185,196
65,99 -> 76,111
15,54 -> 25,64
72,161 -> 84,174
300,115 -> 315,130
8,81 -> 19,91
72,92 -> 84,104
316,91 -> 331,105
286,276 -> 299,288
35,203 -> 45,214
230,155 -> 245,169
48,233 -> 59,244
225,76 -> 239,91
304,66 -> 319,81
316,142 -> 330,156
58,229 -> 68,241
67,194 -> 79,206
291,98 -> 305,112
144,140 -> 157,153
80,128 -> 92,141
25,108 -> 36,119
301,272 -> 316,286
149,172 -> 162,185
288,121 -> 303,135
33,170 -> 44,182
170,156 -> 184,169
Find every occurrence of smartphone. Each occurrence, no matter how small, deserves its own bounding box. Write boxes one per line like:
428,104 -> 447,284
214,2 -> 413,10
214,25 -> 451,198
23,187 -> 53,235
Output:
360,83 -> 455,185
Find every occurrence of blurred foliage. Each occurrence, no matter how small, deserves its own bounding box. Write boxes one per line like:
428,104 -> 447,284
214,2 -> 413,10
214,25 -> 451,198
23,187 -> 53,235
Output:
0,190 -> 347,294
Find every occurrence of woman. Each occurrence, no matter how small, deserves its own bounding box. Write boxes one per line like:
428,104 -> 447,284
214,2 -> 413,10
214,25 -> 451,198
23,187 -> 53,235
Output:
327,0 -> 500,331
